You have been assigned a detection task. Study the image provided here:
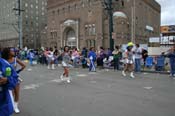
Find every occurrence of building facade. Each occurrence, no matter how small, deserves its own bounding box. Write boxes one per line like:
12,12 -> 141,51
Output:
0,0 -> 19,48
160,25 -> 175,46
46,0 -> 161,49
0,0 -> 47,48
22,0 -> 47,48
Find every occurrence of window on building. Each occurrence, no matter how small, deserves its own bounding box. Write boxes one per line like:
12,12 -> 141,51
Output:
25,3 -> 28,7
36,23 -> 39,27
25,21 -> 28,25
31,4 -> 33,8
52,10 -> 55,15
68,6 -> 71,12
57,9 -> 59,15
89,25 -> 92,35
92,24 -> 96,35
121,0 -> 124,7
85,25 -> 88,35
75,4 -> 77,9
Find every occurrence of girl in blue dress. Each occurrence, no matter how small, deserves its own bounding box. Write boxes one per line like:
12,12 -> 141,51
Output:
0,57 -> 18,116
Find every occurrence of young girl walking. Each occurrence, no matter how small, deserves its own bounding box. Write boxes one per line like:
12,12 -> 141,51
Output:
122,42 -> 135,78
60,46 -> 71,83
1,47 -> 26,113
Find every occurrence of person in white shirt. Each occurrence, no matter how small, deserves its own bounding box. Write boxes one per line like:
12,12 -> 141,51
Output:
133,44 -> 142,73
46,48 -> 55,69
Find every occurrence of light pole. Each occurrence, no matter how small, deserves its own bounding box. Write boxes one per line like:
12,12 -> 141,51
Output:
104,0 -> 114,50
13,0 -> 24,49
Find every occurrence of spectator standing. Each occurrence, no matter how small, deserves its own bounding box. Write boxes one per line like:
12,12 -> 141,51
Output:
112,45 -> 121,71
133,44 -> 142,73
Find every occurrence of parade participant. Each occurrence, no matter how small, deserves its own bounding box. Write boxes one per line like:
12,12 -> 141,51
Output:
88,47 -> 97,72
60,46 -> 71,83
122,42 -> 135,78
1,47 -> 26,113
28,49 -> 35,66
0,57 -> 18,116
133,44 -> 142,73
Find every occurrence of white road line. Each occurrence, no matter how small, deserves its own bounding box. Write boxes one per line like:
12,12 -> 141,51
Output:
77,74 -> 87,77
144,87 -> 153,90
22,84 -> 41,90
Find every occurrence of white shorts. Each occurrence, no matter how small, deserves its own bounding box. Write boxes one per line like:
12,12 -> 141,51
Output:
125,59 -> 133,64
62,61 -> 68,67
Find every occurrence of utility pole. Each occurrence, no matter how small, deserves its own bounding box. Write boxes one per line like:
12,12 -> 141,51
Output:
13,0 -> 24,49
131,0 -> 136,43
104,0 -> 114,50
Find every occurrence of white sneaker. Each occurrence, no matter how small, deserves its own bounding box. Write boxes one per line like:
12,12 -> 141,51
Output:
60,74 -> 64,80
14,102 -> 20,113
67,79 -> 71,83
122,71 -> 126,77
47,65 -> 50,69
130,72 -> 135,78
52,64 -> 55,70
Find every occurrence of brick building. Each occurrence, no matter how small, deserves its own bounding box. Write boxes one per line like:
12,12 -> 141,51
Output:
46,0 -> 160,49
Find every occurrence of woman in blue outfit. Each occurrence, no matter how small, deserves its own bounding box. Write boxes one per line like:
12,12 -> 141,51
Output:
88,47 -> 97,72
1,48 -> 26,113
0,57 -> 18,116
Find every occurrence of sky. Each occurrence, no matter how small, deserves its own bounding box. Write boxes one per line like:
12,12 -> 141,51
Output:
156,0 -> 175,26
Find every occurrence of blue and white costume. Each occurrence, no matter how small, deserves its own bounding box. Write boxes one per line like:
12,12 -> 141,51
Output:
0,58 -> 18,116
88,51 -> 96,72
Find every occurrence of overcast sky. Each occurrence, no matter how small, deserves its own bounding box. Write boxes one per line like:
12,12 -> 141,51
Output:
156,0 -> 175,26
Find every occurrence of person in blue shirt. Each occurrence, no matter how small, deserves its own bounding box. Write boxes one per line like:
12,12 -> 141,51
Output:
0,57 -> 18,116
88,47 -> 97,72
166,46 -> 175,78
1,48 -> 26,113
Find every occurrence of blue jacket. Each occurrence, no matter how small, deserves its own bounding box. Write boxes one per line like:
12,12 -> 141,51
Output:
88,51 -> 96,62
0,58 -> 19,116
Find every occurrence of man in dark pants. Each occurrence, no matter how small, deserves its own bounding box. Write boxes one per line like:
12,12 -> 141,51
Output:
166,46 -> 175,78
112,46 -> 121,70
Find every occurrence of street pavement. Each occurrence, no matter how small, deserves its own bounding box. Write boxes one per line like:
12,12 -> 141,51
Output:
14,64 -> 175,116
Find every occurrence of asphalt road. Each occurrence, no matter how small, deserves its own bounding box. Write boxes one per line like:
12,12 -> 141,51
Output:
14,64 -> 175,116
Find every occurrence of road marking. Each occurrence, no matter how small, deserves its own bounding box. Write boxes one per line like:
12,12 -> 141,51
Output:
144,87 -> 153,90
27,68 -> 32,71
90,81 -> 97,84
77,74 -> 87,77
88,72 -> 98,75
50,79 -> 62,83
23,84 -> 40,90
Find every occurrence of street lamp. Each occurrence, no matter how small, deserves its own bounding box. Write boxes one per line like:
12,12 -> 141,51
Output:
104,0 -> 114,50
